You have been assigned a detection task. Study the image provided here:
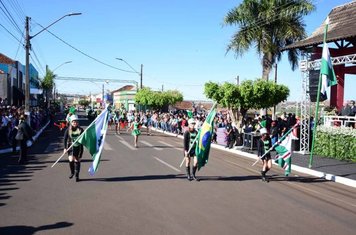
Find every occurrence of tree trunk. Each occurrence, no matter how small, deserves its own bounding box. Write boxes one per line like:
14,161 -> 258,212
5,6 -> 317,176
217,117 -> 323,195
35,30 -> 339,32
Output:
262,52 -> 273,80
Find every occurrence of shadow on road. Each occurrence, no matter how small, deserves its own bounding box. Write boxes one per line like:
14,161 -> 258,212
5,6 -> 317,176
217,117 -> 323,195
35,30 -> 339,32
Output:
80,174 -> 186,182
0,124 -> 63,207
79,174 -> 328,183
0,221 -> 73,235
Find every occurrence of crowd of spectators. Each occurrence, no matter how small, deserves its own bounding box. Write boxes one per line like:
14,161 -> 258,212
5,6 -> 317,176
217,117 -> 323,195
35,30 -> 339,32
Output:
113,108 -> 300,150
0,102 -> 52,150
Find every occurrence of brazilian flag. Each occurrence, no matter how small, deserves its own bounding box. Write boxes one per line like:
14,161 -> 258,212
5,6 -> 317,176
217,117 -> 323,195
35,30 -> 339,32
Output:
195,108 -> 216,170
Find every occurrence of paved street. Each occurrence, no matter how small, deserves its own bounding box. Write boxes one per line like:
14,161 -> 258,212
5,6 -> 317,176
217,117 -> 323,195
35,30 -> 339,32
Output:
1,117 -> 356,235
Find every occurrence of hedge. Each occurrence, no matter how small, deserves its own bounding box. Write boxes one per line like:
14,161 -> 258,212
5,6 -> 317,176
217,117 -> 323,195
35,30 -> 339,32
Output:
314,126 -> 356,162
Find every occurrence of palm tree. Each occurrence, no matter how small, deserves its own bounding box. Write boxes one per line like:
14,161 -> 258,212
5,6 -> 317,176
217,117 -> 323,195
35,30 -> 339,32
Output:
224,0 -> 315,80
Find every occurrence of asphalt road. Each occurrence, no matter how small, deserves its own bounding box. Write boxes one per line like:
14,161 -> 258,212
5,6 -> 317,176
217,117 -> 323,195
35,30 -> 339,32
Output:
1,116 -> 355,235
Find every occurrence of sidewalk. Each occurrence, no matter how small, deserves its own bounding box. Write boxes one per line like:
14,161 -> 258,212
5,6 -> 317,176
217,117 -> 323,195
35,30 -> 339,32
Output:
0,121 -> 50,155
153,128 -> 356,188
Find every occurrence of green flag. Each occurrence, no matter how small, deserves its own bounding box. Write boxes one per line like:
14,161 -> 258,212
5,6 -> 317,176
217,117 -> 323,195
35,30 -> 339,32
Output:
320,17 -> 337,101
274,124 -> 298,176
195,108 -> 216,170
187,110 -> 193,118
77,108 -> 109,175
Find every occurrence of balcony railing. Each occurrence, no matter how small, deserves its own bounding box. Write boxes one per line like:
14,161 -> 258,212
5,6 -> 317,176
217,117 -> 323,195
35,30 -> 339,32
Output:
323,115 -> 356,128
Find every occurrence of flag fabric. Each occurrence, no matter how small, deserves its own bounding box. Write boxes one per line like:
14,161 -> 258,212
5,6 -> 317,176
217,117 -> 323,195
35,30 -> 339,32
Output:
274,125 -> 298,176
195,108 -> 216,170
77,108 -> 109,175
187,110 -> 193,118
320,17 -> 337,101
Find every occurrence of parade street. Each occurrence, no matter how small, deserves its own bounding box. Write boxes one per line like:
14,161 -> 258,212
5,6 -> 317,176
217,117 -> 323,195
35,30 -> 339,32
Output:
0,116 -> 355,235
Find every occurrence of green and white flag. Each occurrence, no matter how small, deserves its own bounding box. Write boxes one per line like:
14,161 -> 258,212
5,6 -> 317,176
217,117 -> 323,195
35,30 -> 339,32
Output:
187,110 -> 193,118
320,17 -> 337,101
77,108 -> 109,175
274,124 -> 298,176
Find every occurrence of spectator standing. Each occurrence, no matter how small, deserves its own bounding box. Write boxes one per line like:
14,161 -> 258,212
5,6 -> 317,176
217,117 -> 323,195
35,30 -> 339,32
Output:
16,114 -> 35,164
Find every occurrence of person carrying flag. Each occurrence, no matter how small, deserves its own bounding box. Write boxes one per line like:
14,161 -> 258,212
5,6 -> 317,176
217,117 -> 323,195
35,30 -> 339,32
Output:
257,128 -> 272,182
183,118 -> 199,181
63,115 -> 84,182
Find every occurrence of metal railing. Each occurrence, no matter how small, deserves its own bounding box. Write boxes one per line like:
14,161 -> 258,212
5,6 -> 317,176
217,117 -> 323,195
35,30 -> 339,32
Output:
323,115 -> 356,127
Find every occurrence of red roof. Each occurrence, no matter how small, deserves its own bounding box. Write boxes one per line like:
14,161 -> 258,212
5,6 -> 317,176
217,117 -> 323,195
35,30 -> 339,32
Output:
0,53 -> 15,64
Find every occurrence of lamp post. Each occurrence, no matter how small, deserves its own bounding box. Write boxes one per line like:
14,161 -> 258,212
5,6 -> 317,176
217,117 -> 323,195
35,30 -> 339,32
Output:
116,58 -> 143,89
51,61 -> 72,103
53,61 -> 72,73
25,13 -> 81,115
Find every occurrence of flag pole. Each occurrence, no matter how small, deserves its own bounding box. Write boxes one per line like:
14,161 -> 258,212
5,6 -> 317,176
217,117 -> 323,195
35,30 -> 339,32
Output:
309,17 -> 329,168
179,102 -> 217,168
251,124 -> 298,166
51,107 -> 108,168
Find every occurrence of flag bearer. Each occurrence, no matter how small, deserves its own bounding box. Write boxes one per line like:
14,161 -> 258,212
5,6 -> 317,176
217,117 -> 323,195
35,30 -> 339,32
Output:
257,128 -> 272,182
63,115 -> 84,182
183,118 -> 199,181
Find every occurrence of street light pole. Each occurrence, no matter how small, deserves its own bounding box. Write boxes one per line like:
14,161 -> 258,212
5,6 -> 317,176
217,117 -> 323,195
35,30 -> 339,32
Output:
116,58 -> 142,89
24,13 -> 81,114
51,61 -> 72,104
53,61 -> 72,72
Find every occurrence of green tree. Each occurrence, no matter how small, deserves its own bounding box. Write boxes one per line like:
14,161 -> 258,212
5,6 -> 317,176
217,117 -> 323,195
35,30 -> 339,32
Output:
224,0 -> 315,79
135,88 -> 183,110
204,79 -> 289,122
78,99 -> 90,108
41,68 -> 56,107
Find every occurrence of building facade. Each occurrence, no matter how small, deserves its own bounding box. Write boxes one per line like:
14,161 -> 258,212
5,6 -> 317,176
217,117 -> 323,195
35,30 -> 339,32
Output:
0,53 -> 41,107
111,85 -> 137,111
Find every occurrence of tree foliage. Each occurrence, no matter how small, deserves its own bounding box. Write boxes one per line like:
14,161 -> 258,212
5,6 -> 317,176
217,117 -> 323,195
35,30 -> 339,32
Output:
224,0 -> 315,79
41,68 -> 55,90
78,99 -> 90,107
135,88 -> 183,110
204,79 -> 289,119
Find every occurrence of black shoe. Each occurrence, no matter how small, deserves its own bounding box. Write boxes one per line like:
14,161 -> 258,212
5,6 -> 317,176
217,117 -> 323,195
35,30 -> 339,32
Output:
192,175 -> 200,181
69,173 -> 74,179
75,177 -> 79,182
187,175 -> 192,181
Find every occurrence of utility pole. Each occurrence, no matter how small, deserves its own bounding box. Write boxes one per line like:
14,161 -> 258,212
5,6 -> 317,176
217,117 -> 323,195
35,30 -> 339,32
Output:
235,75 -> 239,85
25,16 -> 31,114
140,64 -> 143,89
162,84 -> 164,92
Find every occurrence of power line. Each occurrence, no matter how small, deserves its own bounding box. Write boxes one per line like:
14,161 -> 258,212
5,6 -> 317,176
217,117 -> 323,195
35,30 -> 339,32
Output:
7,0 -> 25,25
0,22 -> 22,43
33,21 -> 138,74
0,0 -> 23,36
31,48 -> 45,75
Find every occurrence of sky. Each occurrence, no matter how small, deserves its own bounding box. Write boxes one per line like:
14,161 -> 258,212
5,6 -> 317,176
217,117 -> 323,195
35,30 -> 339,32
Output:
1,0 -> 355,102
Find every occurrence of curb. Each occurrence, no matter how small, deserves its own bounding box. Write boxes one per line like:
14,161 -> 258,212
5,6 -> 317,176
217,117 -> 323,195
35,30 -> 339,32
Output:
151,127 -> 356,188
0,121 -> 50,155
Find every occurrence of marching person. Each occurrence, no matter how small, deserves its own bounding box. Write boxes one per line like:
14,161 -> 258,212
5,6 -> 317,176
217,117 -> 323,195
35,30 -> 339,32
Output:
130,116 -> 141,148
257,128 -> 272,182
183,118 -> 199,181
16,113 -> 35,164
63,115 -> 84,182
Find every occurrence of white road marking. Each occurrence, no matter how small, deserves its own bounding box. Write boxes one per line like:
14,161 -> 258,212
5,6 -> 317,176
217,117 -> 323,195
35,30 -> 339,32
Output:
153,157 -> 181,172
158,141 -> 181,151
104,143 -> 113,150
140,140 -> 162,151
115,135 -> 136,150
